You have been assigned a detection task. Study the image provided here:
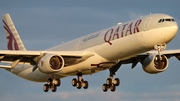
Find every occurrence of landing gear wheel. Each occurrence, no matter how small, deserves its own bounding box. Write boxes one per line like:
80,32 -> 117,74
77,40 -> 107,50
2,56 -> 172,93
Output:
51,85 -> 57,92
76,81 -> 82,89
47,78 -> 53,86
114,78 -> 120,86
106,78 -> 112,85
102,84 -> 108,92
110,85 -> 116,92
83,81 -> 88,89
43,84 -> 49,92
72,78 -> 77,87
54,79 -> 61,86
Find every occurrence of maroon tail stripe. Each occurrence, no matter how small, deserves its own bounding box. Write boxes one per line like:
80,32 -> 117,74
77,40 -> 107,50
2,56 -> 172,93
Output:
2,20 -> 19,50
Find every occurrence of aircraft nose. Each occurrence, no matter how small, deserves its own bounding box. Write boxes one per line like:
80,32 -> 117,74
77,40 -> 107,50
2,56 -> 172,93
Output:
172,22 -> 178,36
164,22 -> 178,43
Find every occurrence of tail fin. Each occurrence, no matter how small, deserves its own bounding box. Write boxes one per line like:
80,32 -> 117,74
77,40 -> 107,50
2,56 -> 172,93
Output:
2,13 -> 26,51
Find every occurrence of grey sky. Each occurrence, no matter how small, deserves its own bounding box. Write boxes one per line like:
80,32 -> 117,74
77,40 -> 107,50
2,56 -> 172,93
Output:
0,0 -> 180,101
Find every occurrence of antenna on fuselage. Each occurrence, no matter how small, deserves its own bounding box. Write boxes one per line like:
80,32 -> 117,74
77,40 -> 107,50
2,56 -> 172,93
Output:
117,22 -> 122,25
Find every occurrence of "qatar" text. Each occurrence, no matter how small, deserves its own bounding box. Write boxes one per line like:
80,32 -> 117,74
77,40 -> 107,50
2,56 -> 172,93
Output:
104,19 -> 142,45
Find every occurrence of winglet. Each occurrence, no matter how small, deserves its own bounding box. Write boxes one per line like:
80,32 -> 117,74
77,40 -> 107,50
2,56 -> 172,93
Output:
2,13 -> 26,51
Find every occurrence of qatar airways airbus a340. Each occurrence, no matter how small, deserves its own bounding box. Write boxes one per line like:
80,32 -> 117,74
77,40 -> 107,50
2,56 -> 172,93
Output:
0,13 -> 178,92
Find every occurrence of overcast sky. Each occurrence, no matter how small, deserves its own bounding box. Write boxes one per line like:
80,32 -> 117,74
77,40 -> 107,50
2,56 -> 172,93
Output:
0,0 -> 180,101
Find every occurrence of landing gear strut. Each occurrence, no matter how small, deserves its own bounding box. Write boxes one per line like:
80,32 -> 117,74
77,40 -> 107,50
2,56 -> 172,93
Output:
102,63 -> 121,92
72,73 -> 89,89
43,75 -> 61,92
102,75 -> 120,92
154,43 -> 166,60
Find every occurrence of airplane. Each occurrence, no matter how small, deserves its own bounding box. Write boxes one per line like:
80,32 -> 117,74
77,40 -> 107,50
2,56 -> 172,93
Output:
0,13 -> 178,92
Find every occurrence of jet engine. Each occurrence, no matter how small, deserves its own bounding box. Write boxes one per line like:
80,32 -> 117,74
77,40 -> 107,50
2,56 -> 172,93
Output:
141,55 -> 168,74
38,54 -> 64,74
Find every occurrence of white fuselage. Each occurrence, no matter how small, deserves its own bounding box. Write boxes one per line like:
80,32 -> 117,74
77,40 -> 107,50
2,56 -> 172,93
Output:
9,14 -> 178,82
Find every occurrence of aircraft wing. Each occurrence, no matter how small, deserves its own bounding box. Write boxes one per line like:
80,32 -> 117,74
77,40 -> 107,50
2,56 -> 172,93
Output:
121,49 -> 180,68
0,50 -> 94,69
146,49 -> 180,59
109,49 -> 180,75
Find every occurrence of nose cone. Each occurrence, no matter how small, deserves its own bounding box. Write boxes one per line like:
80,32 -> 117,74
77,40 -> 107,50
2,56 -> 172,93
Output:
173,24 -> 178,35
165,23 -> 178,43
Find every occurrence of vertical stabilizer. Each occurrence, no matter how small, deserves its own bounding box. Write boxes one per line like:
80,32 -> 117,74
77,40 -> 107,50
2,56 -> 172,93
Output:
2,13 -> 26,50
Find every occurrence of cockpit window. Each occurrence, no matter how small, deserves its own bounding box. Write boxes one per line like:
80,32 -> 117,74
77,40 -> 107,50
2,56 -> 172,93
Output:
171,19 -> 175,21
158,18 -> 175,23
165,19 -> 171,21
158,19 -> 164,23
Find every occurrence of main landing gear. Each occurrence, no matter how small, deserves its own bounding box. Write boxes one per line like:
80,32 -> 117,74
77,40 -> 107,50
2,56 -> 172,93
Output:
72,73 -> 89,89
102,75 -> 120,92
102,62 -> 121,92
43,75 -> 61,92
43,69 -> 120,92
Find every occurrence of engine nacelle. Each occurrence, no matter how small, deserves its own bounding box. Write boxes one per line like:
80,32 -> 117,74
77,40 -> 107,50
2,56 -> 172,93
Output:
142,55 -> 169,74
38,54 -> 64,74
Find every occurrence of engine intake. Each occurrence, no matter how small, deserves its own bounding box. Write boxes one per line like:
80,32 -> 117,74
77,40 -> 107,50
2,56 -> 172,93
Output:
38,54 -> 64,74
142,55 -> 168,74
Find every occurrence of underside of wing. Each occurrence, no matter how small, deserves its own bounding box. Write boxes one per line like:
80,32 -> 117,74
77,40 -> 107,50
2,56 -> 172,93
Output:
120,49 -> 180,66
110,49 -> 180,75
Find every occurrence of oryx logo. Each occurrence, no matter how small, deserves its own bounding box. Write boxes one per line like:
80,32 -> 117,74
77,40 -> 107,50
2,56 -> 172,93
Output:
3,20 -> 19,50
